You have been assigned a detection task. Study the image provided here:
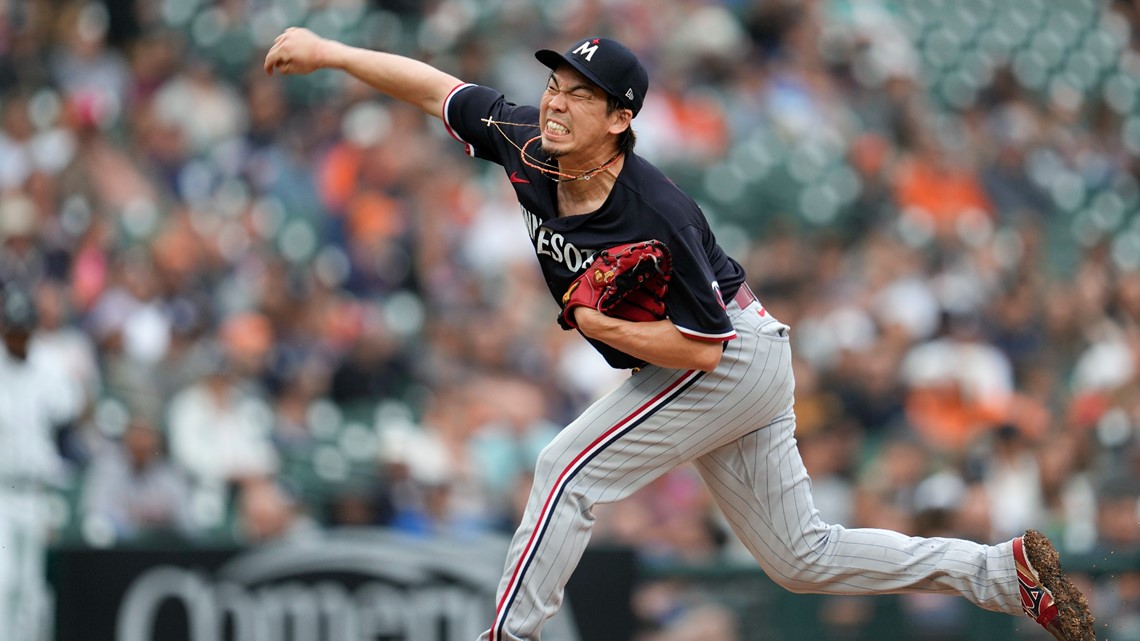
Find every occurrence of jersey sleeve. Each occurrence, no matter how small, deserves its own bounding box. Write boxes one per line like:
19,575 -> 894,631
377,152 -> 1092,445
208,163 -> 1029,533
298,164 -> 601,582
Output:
665,224 -> 737,343
442,83 -> 538,167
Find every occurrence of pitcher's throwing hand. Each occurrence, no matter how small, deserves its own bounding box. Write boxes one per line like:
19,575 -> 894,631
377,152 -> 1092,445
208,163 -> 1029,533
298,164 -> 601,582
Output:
263,27 -> 327,76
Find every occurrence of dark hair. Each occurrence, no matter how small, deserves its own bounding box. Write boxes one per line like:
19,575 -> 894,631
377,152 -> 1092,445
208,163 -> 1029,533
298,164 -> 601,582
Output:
606,94 -> 637,156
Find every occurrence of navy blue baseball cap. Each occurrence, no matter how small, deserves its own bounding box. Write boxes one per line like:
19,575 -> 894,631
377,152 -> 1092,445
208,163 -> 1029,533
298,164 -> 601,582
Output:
536,37 -> 649,117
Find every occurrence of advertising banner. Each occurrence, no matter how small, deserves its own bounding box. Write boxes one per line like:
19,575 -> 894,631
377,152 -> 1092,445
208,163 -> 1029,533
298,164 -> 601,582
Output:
50,530 -> 634,641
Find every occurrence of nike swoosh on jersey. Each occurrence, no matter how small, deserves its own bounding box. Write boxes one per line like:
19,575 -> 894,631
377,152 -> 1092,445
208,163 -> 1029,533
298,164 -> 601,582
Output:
509,171 -> 530,184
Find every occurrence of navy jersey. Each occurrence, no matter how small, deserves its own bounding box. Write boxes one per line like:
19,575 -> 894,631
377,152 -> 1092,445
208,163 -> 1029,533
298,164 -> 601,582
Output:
442,83 -> 747,369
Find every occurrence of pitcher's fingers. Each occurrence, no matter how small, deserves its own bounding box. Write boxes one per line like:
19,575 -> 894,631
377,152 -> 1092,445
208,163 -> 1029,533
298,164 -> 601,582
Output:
263,50 -> 279,74
264,41 -> 288,71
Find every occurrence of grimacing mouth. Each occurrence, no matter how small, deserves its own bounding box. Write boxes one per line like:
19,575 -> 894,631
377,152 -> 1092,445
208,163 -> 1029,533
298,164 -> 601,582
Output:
545,120 -> 570,136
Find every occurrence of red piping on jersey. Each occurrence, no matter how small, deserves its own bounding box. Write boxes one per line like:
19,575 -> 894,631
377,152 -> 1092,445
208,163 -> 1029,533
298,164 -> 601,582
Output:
441,82 -> 475,157
675,326 -> 737,343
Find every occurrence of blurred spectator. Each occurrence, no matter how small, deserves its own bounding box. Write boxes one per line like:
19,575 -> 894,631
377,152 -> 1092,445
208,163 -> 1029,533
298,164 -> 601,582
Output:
29,279 -> 100,402
328,310 -> 413,408
325,479 -> 396,529
150,55 -> 247,156
218,310 -> 274,382
378,385 -> 498,539
855,437 -> 931,533
233,476 -> 318,544
268,376 -> 317,460
467,376 -> 560,524
88,248 -> 174,418
80,416 -> 196,544
0,192 -> 45,288
1095,572 -> 1140,641
1037,429 -> 1098,553
899,310 -> 1015,453
29,278 -> 102,463
1095,475 -> 1140,554
49,2 -> 130,131
797,424 -> 859,527
165,342 -> 278,527
633,581 -> 741,641
979,425 -> 1045,541
0,92 -> 69,196
830,345 -> 908,435
985,279 -> 1047,381
979,101 -> 1052,221
893,127 -> 994,240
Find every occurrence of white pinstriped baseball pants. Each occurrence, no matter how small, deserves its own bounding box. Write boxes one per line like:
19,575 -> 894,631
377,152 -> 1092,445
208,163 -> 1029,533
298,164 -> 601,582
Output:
479,299 -> 1023,641
0,488 -> 49,641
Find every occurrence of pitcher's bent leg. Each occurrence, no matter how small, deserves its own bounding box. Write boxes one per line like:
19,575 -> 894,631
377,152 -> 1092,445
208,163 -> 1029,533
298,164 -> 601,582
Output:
694,414 -> 1023,615
478,368 -> 709,641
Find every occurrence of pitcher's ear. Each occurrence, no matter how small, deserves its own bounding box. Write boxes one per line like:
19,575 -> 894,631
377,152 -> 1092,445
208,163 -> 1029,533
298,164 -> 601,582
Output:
610,108 -> 633,135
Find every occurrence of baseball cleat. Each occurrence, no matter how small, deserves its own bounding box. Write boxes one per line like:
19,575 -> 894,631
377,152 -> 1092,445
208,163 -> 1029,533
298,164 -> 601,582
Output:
1013,529 -> 1096,641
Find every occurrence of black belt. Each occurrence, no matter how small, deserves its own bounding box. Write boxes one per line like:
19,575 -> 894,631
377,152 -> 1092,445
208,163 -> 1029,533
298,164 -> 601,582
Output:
731,283 -> 758,309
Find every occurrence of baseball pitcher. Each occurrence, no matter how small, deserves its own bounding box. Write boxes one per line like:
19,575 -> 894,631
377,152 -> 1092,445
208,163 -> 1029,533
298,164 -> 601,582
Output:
264,30 -> 1096,641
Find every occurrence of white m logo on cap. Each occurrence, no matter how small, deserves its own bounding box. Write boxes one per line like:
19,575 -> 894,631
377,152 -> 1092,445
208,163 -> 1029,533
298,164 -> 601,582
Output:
572,41 -> 599,62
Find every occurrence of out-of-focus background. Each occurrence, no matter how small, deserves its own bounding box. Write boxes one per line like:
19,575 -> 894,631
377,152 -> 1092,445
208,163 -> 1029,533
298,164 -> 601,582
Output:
1,0 -> 1139,640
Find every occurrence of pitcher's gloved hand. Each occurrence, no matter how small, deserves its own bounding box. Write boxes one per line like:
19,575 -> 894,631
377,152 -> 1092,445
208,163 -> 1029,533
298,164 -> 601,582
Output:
559,240 -> 672,330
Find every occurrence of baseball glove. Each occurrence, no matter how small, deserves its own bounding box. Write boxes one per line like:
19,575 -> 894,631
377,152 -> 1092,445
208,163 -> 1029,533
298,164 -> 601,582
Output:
559,240 -> 672,330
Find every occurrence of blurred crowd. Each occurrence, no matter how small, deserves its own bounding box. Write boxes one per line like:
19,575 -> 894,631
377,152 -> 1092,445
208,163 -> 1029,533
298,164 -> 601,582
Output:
2,0 -> 1140,639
